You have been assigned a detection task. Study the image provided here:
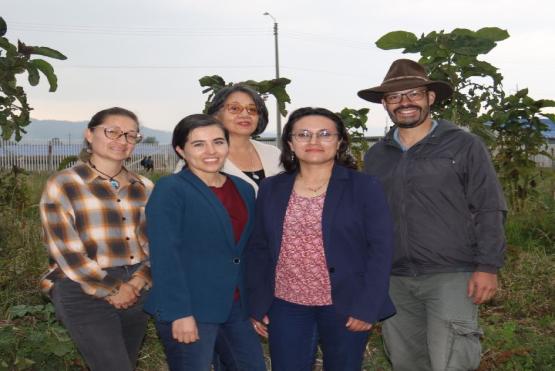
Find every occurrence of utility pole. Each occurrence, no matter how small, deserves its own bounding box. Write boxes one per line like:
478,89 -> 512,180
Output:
263,12 -> 281,143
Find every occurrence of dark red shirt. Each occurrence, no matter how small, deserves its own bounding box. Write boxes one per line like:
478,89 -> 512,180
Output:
210,177 -> 247,243
210,177 -> 247,301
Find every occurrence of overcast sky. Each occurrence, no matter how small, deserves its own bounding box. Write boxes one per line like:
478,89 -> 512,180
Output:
2,0 -> 554,136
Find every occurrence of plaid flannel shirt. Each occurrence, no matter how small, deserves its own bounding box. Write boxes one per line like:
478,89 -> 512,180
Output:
40,163 -> 153,298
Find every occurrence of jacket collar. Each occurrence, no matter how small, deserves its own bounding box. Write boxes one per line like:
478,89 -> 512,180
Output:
177,169 -> 240,249
383,119 -> 461,148
74,162 -> 145,187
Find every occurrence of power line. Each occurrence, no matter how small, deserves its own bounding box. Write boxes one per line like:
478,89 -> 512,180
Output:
57,64 -> 273,70
9,21 -> 270,37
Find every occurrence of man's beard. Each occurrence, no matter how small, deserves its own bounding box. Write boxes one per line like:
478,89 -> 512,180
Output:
387,104 -> 430,129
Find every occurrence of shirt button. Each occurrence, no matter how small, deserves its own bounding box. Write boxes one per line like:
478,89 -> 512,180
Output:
232,257 -> 240,264
117,199 -> 121,202
126,237 -> 130,240
130,255 -> 134,259
122,217 -> 126,221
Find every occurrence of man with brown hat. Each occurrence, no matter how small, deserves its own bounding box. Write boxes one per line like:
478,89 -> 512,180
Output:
358,59 -> 507,371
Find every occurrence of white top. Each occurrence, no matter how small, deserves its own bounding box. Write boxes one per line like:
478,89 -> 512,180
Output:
174,139 -> 283,193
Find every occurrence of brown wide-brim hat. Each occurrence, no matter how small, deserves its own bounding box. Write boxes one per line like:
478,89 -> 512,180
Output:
357,59 -> 453,104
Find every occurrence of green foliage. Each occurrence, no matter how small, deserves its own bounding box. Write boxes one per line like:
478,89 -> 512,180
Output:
142,136 -> 158,144
0,166 -> 31,212
0,304 -> 85,370
484,89 -> 555,210
336,107 -> 370,168
199,75 -> 291,116
504,170 -> 555,255
0,17 -> 66,141
57,156 -> 78,171
376,27 -> 509,129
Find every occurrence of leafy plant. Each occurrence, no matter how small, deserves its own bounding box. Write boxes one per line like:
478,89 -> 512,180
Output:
198,75 -> 291,116
57,156 -> 78,171
336,107 -> 370,168
483,89 -> 555,210
0,166 -> 30,212
0,16 -> 67,141
0,304 -> 85,370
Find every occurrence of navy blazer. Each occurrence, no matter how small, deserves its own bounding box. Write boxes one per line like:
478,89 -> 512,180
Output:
144,169 -> 255,323
245,165 -> 396,323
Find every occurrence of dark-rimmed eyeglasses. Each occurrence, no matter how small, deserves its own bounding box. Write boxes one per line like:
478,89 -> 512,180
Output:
225,103 -> 259,116
291,129 -> 340,143
384,89 -> 428,104
93,126 -> 143,144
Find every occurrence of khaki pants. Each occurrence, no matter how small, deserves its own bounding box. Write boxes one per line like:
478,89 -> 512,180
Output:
382,272 -> 483,371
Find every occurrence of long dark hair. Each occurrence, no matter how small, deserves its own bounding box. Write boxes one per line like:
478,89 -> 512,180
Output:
280,107 -> 357,172
206,84 -> 269,136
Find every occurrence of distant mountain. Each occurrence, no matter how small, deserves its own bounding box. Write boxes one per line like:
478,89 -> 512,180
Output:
19,119 -> 172,144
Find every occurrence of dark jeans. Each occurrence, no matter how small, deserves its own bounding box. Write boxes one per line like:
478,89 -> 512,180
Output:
50,265 -> 149,371
268,298 -> 369,371
156,300 -> 266,371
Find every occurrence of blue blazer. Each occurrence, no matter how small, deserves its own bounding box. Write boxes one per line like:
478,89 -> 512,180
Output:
144,169 -> 255,323
246,165 -> 396,323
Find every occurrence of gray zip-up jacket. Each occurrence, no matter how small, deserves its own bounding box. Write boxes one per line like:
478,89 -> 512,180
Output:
364,120 -> 507,276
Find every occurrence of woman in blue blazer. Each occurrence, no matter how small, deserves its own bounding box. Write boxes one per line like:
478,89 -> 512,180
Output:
145,114 -> 265,371
246,107 -> 396,371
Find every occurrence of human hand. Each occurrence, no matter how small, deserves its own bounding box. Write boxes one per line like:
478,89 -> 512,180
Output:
127,276 -> 146,292
106,283 -> 139,309
251,315 -> 269,338
172,316 -> 199,344
467,271 -> 498,304
346,316 -> 373,332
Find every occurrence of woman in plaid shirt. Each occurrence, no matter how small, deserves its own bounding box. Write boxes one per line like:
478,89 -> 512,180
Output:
40,107 -> 153,371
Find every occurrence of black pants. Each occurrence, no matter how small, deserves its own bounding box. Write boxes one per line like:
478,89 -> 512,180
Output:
51,265 -> 149,371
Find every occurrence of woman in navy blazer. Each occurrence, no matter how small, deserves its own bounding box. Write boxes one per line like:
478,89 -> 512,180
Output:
246,107 -> 395,371
144,114 -> 265,371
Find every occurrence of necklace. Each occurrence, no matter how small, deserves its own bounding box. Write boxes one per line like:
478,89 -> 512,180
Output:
299,176 -> 329,194
306,182 -> 328,193
88,160 -> 124,189
232,141 -> 262,180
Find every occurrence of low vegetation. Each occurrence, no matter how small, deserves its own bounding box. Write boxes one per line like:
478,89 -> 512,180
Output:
0,168 -> 553,370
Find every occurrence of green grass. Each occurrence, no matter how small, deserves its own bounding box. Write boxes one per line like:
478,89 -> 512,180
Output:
0,170 -> 554,370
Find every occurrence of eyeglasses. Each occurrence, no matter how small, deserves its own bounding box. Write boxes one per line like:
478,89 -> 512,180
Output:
93,126 -> 143,144
225,103 -> 259,116
384,89 -> 428,104
291,129 -> 340,143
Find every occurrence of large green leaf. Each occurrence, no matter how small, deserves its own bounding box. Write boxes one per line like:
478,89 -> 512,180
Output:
376,31 -> 417,50
26,64 -> 40,86
448,35 -> 496,56
0,37 -> 17,54
451,28 -> 476,37
29,59 -> 58,91
199,75 -> 226,88
0,17 -> 6,37
537,99 -> 555,108
476,27 -> 510,42
27,46 -> 67,60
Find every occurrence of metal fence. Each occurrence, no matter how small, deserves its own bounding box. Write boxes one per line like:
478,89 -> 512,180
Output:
0,138 -> 279,173
0,140 -> 179,172
1,137 -> 552,173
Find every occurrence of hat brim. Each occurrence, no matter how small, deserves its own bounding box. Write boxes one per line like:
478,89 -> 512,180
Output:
358,79 -> 453,104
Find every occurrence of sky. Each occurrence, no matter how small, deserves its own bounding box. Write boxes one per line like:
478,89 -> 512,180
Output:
2,0 -> 555,137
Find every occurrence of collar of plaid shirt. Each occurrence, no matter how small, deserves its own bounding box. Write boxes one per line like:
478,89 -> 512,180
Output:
77,162 -> 145,186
